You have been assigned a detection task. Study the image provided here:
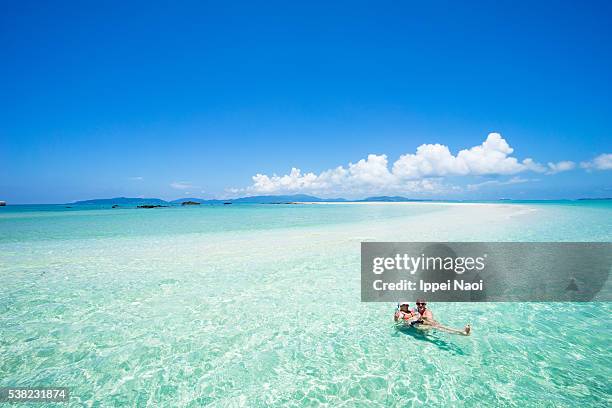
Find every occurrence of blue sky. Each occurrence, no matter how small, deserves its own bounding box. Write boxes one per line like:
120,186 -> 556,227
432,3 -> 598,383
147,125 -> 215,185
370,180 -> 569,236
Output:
1,1 -> 611,203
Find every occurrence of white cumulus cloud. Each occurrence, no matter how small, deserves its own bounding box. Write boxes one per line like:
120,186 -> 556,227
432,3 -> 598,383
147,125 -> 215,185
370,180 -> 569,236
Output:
547,161 -> 575,174
581,153 -> 612,170
392,133 -> 544,178
240,133 -> 581,197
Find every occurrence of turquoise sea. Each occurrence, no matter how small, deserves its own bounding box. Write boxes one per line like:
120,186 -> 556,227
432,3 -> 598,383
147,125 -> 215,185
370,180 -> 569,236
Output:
1,201 -> 611,407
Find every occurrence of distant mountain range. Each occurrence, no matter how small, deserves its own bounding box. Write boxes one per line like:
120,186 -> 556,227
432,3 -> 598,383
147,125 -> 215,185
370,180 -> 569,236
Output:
170,194 -> 347,204
71,197 -> 169,205
70,195 -> 431,206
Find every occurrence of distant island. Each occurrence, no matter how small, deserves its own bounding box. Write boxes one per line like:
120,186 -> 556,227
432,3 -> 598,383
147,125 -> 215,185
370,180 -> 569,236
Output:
69,195 -> 432,206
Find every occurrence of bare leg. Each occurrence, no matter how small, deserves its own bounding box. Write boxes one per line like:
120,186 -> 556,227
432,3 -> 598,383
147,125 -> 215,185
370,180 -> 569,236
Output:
428,321 -> 471,336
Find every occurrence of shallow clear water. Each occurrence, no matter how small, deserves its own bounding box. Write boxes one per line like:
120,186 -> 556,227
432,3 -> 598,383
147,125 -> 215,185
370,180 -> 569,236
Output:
1,202 -> 610,407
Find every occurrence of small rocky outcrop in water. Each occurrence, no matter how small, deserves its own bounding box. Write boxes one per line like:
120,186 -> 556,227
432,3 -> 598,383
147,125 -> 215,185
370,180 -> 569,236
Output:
137,204 -> 167,209
112,205 -> 119,208
181,201 -> 200,206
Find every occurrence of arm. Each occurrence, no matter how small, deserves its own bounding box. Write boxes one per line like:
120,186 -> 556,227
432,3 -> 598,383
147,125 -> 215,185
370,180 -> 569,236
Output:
419,310 -> 435,324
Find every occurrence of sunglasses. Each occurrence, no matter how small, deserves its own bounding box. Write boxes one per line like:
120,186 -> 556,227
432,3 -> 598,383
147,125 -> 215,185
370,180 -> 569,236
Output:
416,303 -> 426,306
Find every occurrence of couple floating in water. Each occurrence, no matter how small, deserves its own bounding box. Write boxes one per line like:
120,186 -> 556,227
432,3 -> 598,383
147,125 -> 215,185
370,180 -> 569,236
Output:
394,298 -> 471,336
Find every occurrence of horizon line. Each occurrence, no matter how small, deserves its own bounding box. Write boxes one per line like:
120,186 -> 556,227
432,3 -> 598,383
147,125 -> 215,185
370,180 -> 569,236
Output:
3,195 -> 612,206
